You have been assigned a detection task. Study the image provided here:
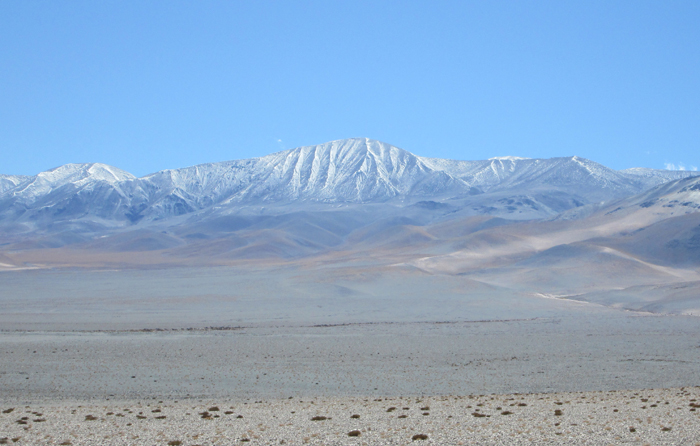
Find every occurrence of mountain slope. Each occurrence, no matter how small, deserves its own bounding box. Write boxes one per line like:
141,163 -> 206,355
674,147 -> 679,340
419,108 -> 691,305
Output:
0,163 -> 136,225
123,138 -> 475,221
1,164 -> 700,316
0,174 -> 31,194
0,138 -> 697,230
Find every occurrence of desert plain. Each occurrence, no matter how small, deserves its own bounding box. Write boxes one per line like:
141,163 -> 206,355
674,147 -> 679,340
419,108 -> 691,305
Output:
1,263 -> 700,445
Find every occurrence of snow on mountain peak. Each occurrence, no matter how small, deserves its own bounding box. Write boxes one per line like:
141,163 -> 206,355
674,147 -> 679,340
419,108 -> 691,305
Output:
85,163 -> 136,183
36,163 -> 134,184
489,156 -> 531,161
244,138 -> 435,202
1,138 -> 699,227
9,163 -> 135,201
0,174 -> 30,195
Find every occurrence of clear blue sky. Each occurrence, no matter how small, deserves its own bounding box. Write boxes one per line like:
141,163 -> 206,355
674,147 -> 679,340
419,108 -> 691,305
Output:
1,1 -> 699,177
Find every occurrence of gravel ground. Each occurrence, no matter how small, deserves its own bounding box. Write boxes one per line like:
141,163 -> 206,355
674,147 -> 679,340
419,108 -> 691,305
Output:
2,387 -> 700,445
3,268 -> 700,445
3,315 -> 700,401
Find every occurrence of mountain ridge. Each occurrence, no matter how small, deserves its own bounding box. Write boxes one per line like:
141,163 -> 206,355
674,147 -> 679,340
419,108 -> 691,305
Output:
1,162 -> 699,316
0,138 -> 697,229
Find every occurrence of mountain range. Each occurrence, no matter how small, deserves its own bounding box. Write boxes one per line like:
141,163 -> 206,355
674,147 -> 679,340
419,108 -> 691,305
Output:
1,138 -> 699,317
0,138 -> 695,228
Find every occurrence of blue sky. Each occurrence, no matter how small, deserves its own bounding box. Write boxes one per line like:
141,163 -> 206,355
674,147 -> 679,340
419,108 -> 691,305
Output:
1,1 -> 698,177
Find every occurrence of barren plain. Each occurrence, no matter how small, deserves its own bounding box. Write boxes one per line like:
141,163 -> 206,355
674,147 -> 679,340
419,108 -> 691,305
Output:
2,263 -> 700,445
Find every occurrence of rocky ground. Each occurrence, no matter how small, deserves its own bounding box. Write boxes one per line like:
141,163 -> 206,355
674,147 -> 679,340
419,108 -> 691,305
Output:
3,273 -> 700,445
2,387 -> 700,445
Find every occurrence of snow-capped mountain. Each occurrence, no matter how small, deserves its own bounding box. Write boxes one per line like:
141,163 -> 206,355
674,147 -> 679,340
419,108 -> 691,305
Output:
0,163 -> 136,224
134,138 -> 473,210
0,174 -> 31,194
0,138 -> 697,229
425,155 -> 694,199
605,174 -> 700,217
620,167 -> 698,185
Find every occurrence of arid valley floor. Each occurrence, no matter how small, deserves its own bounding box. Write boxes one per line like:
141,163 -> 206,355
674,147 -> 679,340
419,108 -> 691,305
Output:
2,265 -> 700,445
